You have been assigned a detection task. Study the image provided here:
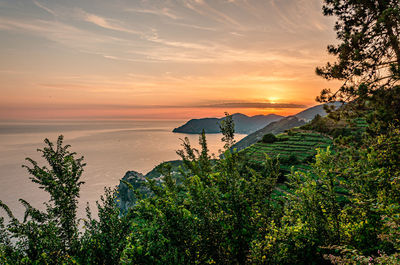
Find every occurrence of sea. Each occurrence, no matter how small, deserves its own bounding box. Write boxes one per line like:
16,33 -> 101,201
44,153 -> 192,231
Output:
0,120 -> 245,220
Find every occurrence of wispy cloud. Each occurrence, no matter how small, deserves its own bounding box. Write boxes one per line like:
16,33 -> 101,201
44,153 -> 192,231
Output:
143,29 -> 214,50
1,101 -> 306,111
0,17 -> 133,58
193,102 -> 306,109
77,9 -> 142,35
167,21 -> 217,31
0,1 -> 329,65
126,8 -> 179,20
32,0 -> 57,17
183,0 -> 244,29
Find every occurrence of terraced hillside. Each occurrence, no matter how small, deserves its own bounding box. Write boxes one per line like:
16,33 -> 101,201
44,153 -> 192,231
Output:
301,115 -> 368,140
241,130 -> 333,173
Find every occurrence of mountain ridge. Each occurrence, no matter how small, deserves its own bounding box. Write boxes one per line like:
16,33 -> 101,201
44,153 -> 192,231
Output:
172,113 -> 283,134
232,103 -> 342,151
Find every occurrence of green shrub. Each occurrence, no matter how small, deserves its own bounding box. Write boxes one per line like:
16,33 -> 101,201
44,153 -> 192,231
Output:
280,154 -> 299,165
262,133 -> 277,143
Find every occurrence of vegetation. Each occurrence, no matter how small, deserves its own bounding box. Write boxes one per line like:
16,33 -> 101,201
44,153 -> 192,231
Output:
261,133 -> 277,144
219,112 -> 236,150
0,135 -> 85,264
232,116 -> 306,151
232,103 -> 343,152
1,0 -> 400,264
316,0 -> 400,133
243,130 -> 333,174
317,0 -> 400,102
2,118 -> 400,264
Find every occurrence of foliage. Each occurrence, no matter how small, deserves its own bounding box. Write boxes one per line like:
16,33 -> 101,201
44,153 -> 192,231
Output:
301,114 -> 368,142
78,188 -> 131,265
120,134 -> 282,264
261,133 -> 277,144
0,121 -> 399,265
219,112 -> 236,151
0,135 -> 85,264
317,0 -> 400,135
242,130 -> 333,175
316,0 -> 400,104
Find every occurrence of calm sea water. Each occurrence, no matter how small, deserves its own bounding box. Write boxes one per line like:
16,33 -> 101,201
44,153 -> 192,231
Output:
0,120 -> 245,219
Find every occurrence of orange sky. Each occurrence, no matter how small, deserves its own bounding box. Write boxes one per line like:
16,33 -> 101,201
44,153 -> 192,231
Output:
0,0 -> 341,120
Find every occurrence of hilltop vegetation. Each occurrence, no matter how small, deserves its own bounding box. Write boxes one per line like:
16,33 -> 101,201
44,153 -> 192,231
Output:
294,102 -> 342,121
117,160 -> 184,213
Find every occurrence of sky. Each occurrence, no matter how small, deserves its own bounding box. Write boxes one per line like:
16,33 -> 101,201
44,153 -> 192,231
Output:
0,0 -> 341,120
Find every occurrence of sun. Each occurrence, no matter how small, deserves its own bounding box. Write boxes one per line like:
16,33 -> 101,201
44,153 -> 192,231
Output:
268,97 -> 280,104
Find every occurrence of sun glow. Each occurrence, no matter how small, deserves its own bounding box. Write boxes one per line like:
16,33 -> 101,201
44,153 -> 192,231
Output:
268,97 -> 280,104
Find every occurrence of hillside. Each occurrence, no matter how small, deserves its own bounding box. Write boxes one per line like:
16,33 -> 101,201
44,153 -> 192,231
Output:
241,129 -> 333,174
173,113 -> 283,134
295,102 -> 342,121
117,129 -> 334,211
232,103 -> 342,151
116,160 -> 184,212
232,116 -> 306,151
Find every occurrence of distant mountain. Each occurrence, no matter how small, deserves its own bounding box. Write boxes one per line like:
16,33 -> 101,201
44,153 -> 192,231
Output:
295,102 -> 342,122
232,103 -> 341,151
173,113 -> 283,134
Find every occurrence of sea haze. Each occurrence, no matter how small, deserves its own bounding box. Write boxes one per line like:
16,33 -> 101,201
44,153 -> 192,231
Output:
0,120 -> 245,219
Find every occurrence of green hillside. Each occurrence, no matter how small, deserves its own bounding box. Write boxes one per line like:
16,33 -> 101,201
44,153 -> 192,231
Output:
232,116 -> 306,151
232,103 -> 342,152
117,129 -> 336,212
301,115 -> 368,139
145,160 -> 184,179
241,130 -> 333,173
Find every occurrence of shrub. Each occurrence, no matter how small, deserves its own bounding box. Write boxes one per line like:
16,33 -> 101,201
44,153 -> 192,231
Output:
280,154 -> 299,165
262,133 -> 277,143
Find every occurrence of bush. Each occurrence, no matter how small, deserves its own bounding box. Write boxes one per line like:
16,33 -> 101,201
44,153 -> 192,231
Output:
262,133 -> 277,143
280,154 -> 299,165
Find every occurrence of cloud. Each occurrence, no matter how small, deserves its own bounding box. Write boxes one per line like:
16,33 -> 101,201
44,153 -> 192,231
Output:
194,102 -> 306,109
0,17 -> 134,58
0,1 -> 329,66
143,29 -> 214,50
168,21 -> 217,31
126,8 -> 179,20
183,0 -> 243,29
77,9 -> 141,34
32,0 -> 56,17
1,101 -> 306,111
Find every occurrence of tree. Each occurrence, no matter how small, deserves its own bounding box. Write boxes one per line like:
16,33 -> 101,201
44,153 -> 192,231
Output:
122,126 -> 282,264
316,0 -> 400,105
79,187 -> 131,265
262,133 -> 277,144
23,135 -> 85,252
0,135 -> 85,263
219,112 -> 236,151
